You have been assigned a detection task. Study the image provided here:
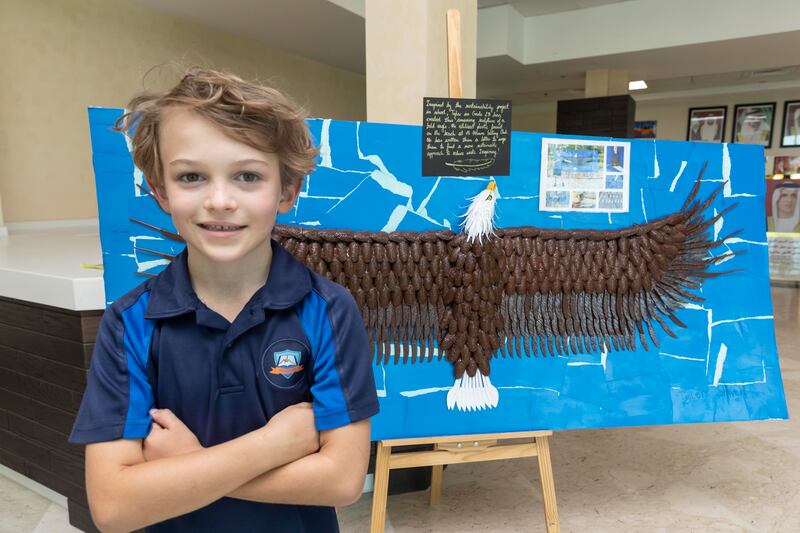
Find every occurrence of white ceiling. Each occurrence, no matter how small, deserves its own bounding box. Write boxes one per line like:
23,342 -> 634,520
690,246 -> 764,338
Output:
128,0 -> 366,73
126,0 -> 800,103
477,0 -> 633,17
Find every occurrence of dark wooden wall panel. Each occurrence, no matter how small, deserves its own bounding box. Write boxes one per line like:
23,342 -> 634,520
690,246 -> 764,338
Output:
0,295 -> 101,532
0,346 -> 88,392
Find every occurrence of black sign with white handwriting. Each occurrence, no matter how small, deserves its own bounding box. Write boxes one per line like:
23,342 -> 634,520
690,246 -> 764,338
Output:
422,97 -> 512,176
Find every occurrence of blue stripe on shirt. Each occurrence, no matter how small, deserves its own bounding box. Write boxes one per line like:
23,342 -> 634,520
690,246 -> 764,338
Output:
121,291 -> 156,438
299,289 -> 351,430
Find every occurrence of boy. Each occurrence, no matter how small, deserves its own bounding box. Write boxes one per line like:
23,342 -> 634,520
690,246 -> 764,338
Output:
69,67 -> 379,532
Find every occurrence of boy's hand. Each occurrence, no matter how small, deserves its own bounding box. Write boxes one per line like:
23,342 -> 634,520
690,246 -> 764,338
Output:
144,408 -> 203,462
264,402 -> 319,463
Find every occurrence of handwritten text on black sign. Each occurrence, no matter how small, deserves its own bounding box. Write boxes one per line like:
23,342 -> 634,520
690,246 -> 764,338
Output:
422,97 -> 511,176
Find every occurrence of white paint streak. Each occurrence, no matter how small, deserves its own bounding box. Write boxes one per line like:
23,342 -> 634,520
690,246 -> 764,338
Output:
324,175 -> 371,213
726,238 -> 767,246
712,343 -> 728,386
722,143 -> 731,195
651,141 -> 660,179
319,119 -> 332,167
299,221 -> 321,226
498,386 -> 561,396
400,386 -> 452,397
641,189 -> 648,222
719,145 -> 753,196
123,126 -> 147,196
660,352 -> 704,362
376,365 -> 387,397
381,205 -> 408,232
129,235 -> 170,271
370,169 -> 413,197
668,161 -> 688,192
713,208 -> 723,241
397,384 -> 561,398
711,315 -> 774,327
417,176 -> 441,213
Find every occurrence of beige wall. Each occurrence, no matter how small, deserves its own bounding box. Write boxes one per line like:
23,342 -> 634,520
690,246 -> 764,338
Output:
0,0 -> 366,223
636,86 -> 800,174
512,102 -> 558,134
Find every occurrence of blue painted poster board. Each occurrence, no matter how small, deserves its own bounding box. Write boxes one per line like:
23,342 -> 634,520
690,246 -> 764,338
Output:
88,108 -> 788,440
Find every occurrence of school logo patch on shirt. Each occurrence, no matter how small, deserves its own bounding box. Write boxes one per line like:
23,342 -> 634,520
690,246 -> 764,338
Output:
261,339 -> 309,389
273,350 -> 303,379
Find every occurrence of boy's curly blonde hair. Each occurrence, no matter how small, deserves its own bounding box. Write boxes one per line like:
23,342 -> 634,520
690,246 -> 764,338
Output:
114,66 -> 318,191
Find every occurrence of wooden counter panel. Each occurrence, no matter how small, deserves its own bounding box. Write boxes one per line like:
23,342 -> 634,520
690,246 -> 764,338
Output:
0,388 -> 76,435
0,298 -> 101,343
0,346 -> 88,393
0,295 -> 101,531
0,323 -> 90,368
0,367 -> 83,412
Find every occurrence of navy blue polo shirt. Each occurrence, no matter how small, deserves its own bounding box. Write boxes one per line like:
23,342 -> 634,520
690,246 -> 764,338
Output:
69,240 -> 379,532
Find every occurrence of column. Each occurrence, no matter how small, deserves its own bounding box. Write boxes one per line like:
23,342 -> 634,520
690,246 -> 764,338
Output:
365,0 -> 477,125
585,68 -> 629,98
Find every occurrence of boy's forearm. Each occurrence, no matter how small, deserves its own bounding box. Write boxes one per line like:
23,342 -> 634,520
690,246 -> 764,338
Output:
91,427 -> 290,532
228,449 -> 366,507
228,422 -> 371,507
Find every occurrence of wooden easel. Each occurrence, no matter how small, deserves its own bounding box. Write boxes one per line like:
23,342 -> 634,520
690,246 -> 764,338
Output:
369,431 -> 559,532
368,9 -> 560,533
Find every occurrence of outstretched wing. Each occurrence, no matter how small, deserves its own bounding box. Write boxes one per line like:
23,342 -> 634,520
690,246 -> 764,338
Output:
494,170 -> 739,359
134,164 -> 739,384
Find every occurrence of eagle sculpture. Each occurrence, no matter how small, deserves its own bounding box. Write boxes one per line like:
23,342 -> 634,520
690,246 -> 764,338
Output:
132,163 -> 739,411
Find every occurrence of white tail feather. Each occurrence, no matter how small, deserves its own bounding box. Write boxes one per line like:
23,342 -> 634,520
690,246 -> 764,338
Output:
446,372 -> 499,411
460,182 -> 499,243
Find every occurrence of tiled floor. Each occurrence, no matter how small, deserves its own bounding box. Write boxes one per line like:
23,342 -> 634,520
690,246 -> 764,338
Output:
2,286 -> 798,532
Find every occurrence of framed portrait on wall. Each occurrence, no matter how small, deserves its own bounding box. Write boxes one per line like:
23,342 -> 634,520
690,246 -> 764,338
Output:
774,155 -> 800,176
687,106 -> 726,142
780,100 -> 800,147
766,179 -> 800,233
733,102 -> 776,148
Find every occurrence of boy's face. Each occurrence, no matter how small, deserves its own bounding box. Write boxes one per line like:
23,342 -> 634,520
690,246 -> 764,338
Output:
153,106 -> 299,266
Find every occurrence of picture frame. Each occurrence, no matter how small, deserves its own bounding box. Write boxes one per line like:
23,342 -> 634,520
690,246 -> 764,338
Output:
780,100 -> 800,147
773,155 -> 800,176
634,120 -> 657,139
686,106 -> 726,142
732,102 -> 776,148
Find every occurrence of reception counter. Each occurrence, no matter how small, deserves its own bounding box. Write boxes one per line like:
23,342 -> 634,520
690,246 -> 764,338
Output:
0,224 -> 105,532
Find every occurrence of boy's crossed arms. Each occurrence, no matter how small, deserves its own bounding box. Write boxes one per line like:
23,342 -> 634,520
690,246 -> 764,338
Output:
86,404 -> 370,532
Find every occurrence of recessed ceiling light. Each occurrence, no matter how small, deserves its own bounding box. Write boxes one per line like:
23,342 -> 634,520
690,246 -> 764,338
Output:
629,80 -> 648,91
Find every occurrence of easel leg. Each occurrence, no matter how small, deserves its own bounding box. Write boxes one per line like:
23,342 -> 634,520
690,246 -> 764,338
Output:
535,435 -> 560,533
370,442 -> 392,533
429,464 -> 444,505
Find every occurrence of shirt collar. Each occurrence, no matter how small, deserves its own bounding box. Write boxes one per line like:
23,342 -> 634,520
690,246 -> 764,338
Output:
144,239 -> 312,320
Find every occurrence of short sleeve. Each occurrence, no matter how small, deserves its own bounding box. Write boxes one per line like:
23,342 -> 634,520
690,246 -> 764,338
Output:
69,291 -> 156,444
299,284 -> 379,431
